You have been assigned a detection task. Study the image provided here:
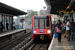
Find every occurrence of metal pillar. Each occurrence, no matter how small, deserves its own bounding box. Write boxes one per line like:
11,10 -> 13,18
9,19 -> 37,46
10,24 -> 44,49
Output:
25,14 -> 26,29
73,13 -> 75,22
59,16 -> 60,20
17,17 -> 18,29
9,16 -> 10,30
1,14 -> 3,23
54,15 -> 55,21
12,16 -> 13,29
54,15 -> 55,24
64,14 -> 65,21
22,17 -> 23,29
5,15 -> 6,30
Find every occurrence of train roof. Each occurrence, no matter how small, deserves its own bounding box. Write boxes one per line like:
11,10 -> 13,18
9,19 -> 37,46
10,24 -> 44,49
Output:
32,15 -> 51,17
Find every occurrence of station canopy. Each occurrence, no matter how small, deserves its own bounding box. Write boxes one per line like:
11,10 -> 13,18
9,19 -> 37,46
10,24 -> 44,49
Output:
45,0 -> 75,14
0,2 -> 27,16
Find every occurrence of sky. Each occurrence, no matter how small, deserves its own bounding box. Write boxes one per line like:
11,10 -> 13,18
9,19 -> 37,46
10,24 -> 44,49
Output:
0,0 -> 46,12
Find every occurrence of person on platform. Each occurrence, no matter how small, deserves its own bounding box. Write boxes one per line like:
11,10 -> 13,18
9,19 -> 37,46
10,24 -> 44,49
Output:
70,19 -> 74,27
13,22 -> 16,29
70,19 -> 74,31
63,20 -> 67,38
0,22 -> 3,33
65,19 -> 70,41
55,20 -> 63,43
6,22 -> 9,30
11,22 -> 13,30
71,22 -> 75,40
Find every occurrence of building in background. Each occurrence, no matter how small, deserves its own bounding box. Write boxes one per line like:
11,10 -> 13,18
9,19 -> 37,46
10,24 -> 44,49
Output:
27,10 -> 33,16
39,10 -> 47,15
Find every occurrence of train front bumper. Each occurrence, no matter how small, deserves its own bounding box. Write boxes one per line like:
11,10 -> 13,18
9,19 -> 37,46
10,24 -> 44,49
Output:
32,34 -> 52,40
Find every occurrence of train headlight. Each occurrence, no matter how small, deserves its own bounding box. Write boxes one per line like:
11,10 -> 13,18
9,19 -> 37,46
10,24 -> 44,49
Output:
47,30 -> 51,33
34,31 -> 37,33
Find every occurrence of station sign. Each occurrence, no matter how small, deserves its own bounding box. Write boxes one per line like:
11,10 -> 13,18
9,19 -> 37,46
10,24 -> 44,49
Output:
20,19 -> 24,22
59,10 -> 75,13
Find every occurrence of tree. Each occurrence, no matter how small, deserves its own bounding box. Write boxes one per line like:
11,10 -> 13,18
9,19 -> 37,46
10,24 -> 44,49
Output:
27,11 -> 38,24
28,11 -> 38,17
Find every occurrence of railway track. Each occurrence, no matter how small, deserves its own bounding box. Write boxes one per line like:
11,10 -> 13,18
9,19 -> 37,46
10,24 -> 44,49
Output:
29,43 -> 49,50
0,29 -> 51,50
0,30 -> 31,50
20,40 -> 50,50
19,40 -> 34,50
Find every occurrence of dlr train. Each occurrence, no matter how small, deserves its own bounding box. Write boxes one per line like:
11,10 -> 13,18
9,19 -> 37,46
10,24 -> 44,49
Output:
32,15 -> 53,40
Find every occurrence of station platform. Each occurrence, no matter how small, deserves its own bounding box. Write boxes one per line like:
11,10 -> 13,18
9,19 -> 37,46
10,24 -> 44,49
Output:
0,29 -> 26,37
48,34 -> 75,50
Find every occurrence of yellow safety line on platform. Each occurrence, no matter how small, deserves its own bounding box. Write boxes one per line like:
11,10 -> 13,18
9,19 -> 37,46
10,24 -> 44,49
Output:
62,34 -> 71,50
56,38 -> 58,50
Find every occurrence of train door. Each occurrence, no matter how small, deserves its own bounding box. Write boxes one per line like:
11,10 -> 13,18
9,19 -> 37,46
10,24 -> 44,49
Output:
39,19 -> 44,29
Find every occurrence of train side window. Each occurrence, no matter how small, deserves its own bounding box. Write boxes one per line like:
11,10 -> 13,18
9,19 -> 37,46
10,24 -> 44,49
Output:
46,17 -> 50,28
34,19 -> 38,29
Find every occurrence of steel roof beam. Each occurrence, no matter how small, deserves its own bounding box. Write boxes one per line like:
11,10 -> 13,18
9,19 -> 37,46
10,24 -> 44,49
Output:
66,0 -> 75,10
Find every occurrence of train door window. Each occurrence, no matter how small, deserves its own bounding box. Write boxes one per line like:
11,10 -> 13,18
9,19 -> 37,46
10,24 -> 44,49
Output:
46,16 -> 50,28
40,19 -> 44,29
34,19 -> 38,29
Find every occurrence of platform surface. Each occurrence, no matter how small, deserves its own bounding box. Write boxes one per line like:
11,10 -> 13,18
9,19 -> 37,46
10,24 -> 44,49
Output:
48,34 -> 75,50
0,29 -> 25,37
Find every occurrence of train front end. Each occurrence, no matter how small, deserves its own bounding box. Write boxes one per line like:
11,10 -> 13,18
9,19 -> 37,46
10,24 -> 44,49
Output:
32,15 -> 52,40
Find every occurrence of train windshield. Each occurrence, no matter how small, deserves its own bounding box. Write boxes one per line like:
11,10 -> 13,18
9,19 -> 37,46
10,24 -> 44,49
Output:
34,16 -> 50,29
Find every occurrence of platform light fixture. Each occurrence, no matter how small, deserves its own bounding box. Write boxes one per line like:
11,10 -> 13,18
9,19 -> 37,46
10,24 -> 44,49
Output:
67,6 -> 71,9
